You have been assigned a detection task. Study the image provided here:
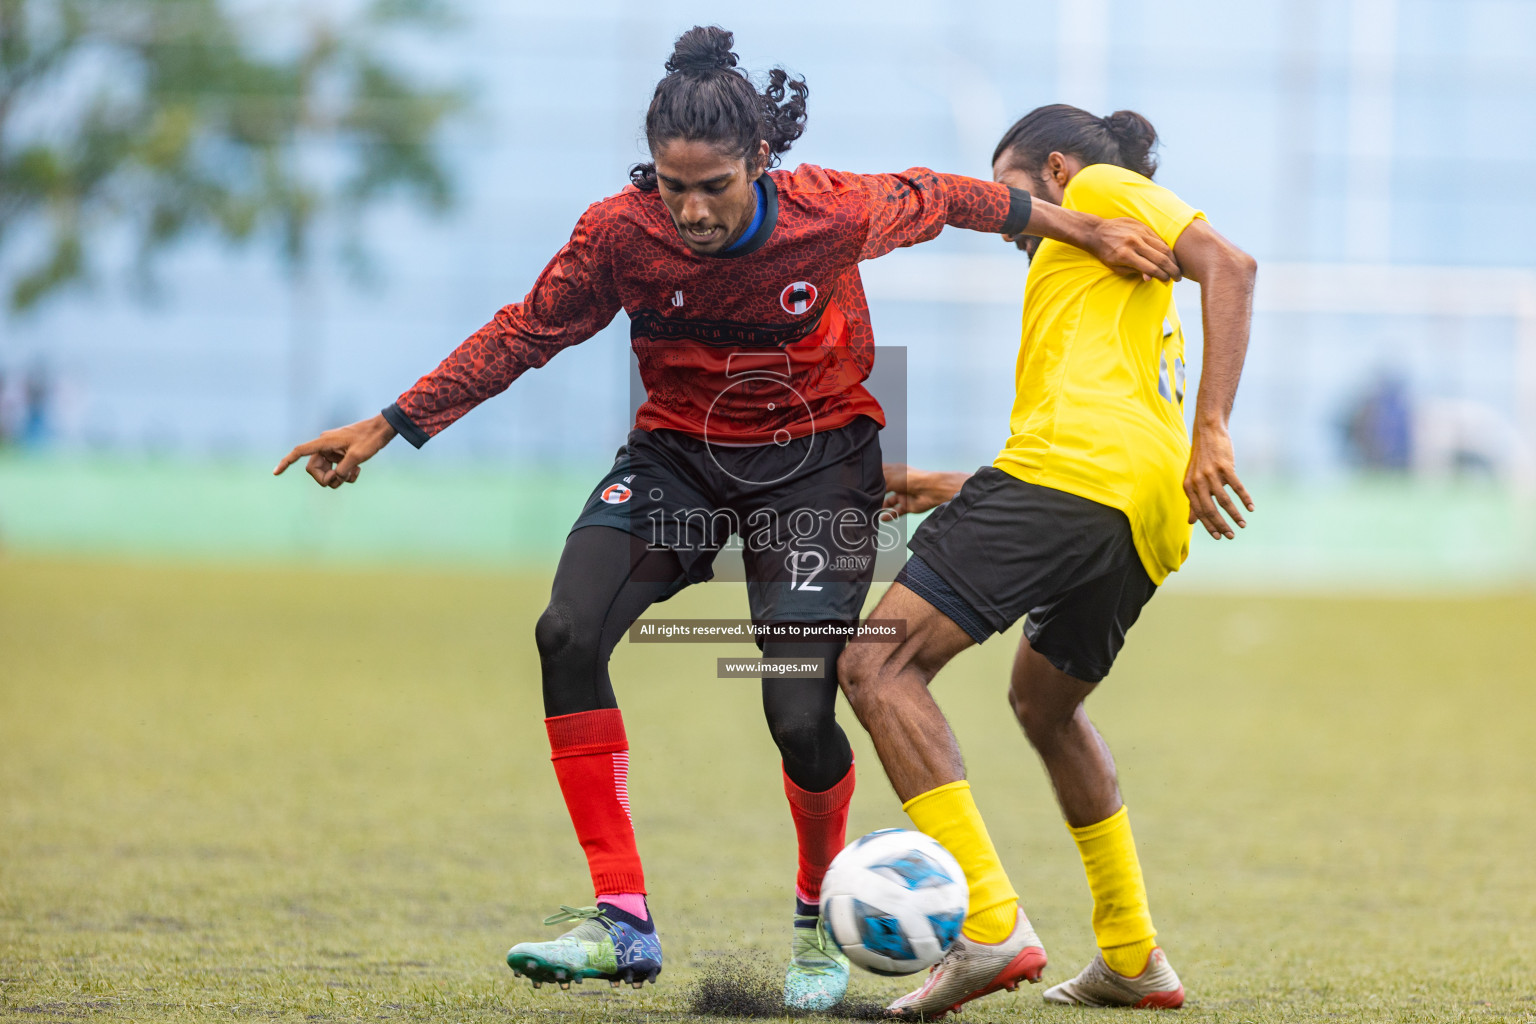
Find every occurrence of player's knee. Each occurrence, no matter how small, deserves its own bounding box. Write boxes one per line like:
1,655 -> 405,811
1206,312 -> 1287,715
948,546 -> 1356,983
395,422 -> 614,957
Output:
534,602 -> 586,667
766,709 -> 824,761
1012,696 -> 1052,747
835,643 -> 880,709
1008,681 -> 1072,748
1007,681 -> 1035,733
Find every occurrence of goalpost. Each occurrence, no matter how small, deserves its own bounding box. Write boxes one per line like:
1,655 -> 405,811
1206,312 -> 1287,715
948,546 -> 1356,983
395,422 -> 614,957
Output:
863,255 -> 1536,484
1254,263 -> 1536,492
861,254 -> 1536,586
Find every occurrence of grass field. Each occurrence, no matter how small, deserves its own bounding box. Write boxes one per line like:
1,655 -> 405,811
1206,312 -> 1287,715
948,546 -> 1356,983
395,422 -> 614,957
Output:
3,556 -> 1535,1023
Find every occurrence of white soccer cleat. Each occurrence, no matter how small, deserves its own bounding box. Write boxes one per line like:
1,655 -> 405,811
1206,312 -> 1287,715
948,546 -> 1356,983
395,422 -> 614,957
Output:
1042,947 -> 1185,1009
885,907 -> 1047,1020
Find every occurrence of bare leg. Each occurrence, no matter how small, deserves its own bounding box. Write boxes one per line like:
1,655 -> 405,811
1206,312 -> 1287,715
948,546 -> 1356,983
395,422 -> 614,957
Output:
843,582 -> 1047,1011
836,583 -> 975,802
1007,636 -> 1120,827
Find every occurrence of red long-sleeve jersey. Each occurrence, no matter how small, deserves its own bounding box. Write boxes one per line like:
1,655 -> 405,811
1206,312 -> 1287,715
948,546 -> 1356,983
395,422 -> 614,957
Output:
383,164 -> 1030,447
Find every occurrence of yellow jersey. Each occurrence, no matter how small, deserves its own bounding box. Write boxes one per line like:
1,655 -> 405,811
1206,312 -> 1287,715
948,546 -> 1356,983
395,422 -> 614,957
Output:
993,163 -> 1205,583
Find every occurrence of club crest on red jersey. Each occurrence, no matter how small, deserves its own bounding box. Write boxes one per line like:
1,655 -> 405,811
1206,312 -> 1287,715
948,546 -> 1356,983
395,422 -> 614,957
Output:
780,281 -> 817,315
600,483 -> 632,504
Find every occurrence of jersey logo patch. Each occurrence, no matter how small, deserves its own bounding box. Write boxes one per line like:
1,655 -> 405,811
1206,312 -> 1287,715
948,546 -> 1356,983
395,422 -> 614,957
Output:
779,281 -> 817,315
600,484 -> 632,504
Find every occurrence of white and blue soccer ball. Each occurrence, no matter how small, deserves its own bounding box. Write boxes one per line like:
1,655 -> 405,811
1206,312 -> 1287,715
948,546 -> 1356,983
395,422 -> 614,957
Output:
820,828 -> 969,976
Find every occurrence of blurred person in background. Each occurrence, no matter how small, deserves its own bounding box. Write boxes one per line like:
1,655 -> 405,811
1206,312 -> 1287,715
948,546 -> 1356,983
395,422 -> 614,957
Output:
0,369 -> 11,445
840,104 -> 1256,1018
1342,372 -> 1413,471
274,28 -> 1180,1011
21,363 -> 52,448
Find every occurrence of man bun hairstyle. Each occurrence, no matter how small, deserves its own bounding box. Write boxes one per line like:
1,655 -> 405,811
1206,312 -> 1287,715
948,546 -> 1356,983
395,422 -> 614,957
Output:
665,25 -> 738,74
1101,109 -> 1158,177
992,103 -> 1159,181
630,26 -> 809,191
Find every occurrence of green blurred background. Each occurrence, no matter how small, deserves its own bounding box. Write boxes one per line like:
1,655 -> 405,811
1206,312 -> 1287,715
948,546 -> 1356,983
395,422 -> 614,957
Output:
3,455 -> 1533,589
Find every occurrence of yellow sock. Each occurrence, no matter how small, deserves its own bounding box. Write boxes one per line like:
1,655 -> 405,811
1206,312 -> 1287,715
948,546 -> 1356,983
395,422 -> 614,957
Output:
1068,806 -> 1157,976
903,780 -> 1018,944
1103,936 -> 1156,977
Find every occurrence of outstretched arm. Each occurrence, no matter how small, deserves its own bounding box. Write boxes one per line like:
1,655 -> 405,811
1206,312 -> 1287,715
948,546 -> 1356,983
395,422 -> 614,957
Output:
1172,218 -> 1257,539
387,215 -> 621,446
273,207 -> 621,489
856,169 -> 1179,281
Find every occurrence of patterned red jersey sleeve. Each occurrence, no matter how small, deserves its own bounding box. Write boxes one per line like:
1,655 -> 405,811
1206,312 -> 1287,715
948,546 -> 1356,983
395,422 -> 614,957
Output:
383,204 -> 622,446
854,168 -> 1032,262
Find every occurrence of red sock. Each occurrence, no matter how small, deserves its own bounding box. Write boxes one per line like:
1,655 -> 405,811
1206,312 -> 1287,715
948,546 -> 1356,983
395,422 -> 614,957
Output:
783,761 -> 855,904
546,709 -> 646,896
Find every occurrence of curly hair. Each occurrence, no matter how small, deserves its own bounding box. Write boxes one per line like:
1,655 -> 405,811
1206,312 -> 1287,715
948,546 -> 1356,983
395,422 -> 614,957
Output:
630,25 -> 808,191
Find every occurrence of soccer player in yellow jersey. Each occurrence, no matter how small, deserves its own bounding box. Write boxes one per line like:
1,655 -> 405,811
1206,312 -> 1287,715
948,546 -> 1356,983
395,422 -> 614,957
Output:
838,104 -> 1256,1017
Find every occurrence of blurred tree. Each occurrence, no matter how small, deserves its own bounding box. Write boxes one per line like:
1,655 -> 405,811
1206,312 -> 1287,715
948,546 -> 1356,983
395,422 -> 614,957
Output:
0,0 -> 462,313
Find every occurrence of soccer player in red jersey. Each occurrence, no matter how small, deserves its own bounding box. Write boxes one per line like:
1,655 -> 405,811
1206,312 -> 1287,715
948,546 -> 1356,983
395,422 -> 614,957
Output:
274,26 -> 1179,1010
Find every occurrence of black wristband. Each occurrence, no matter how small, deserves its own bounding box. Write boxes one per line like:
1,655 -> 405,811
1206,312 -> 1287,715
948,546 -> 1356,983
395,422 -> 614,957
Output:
1001,187 -> 1033,237
381,403 -> 430,449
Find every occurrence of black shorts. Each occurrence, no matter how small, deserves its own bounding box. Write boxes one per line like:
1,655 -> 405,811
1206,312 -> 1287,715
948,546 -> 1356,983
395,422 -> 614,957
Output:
570,416 -> 885,626
898,468 -> 1157,683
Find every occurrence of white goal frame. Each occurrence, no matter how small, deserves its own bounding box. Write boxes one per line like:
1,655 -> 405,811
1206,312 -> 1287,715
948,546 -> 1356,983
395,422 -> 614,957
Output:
862,256 -> 1536,491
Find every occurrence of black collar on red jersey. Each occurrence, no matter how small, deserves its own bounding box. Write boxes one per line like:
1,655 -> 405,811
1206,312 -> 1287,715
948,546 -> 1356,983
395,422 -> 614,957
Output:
707,173 -> 778,259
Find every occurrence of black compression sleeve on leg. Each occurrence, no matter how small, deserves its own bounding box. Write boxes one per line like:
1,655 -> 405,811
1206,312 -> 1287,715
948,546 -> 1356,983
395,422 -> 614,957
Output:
537,526 -> 686,717
761,636 -> 855,793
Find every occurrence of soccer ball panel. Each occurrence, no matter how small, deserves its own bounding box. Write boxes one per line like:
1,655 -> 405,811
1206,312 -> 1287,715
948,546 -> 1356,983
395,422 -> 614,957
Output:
820,830 -> 969,976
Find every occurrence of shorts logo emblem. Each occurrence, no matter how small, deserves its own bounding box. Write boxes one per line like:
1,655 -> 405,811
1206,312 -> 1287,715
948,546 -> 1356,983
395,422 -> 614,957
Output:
671,290 -> 685,307
779,281 -> 817,315
600,484 -> 632,504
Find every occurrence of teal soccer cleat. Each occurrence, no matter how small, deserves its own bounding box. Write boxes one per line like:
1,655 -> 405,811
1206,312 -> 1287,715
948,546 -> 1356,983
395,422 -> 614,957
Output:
506,904 -> 662,990
784,908 -> 850,1011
